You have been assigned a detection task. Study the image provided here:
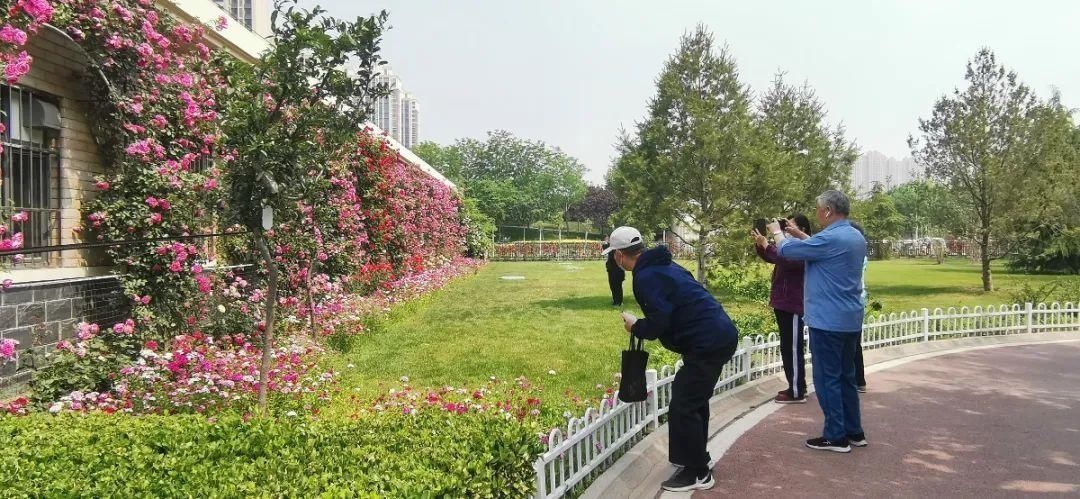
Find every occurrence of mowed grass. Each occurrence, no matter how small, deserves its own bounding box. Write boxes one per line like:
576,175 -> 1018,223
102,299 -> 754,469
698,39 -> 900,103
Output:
864,259 -> 1078,312
325,258 -> 1078,406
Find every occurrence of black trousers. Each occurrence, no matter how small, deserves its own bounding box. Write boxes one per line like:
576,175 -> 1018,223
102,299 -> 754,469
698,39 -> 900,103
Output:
774,309 -> 807,398
668,341 -> 738,471
607,269 -> 625,305
855,332 -> 866,387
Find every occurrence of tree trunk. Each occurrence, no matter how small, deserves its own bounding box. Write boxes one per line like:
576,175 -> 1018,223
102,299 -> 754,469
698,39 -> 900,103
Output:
695,238 -> 707,283
255,231 -> 279,413
979,230 -> 993,292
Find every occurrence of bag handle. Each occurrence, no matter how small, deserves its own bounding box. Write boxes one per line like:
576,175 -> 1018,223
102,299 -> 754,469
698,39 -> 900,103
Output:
628,331 -> 644,351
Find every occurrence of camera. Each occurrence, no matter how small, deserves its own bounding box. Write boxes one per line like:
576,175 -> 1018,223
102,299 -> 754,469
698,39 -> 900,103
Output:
753,218 -> 787,235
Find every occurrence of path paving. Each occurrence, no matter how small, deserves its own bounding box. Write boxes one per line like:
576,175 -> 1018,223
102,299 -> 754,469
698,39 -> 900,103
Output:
699,342 -> 1080,498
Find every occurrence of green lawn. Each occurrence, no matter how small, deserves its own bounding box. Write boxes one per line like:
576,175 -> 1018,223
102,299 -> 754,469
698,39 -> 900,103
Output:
325,258 -> 1078,411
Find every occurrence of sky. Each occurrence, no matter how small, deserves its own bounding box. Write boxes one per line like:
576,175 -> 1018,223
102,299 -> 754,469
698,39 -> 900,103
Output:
298,0 -> 1080,184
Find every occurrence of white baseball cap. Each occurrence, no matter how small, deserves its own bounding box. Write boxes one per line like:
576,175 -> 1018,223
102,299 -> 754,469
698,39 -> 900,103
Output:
601,226 -> 644,255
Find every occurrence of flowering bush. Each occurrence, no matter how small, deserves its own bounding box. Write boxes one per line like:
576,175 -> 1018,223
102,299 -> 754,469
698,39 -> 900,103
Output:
2,0 -> 470,421
45,332 -> 333,416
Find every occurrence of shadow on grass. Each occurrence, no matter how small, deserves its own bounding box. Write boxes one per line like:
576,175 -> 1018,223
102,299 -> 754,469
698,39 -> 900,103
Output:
532,295 -> 640,311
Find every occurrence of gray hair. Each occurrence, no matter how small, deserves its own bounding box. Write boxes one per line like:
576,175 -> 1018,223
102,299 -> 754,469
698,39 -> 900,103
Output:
816,190 -> 850,216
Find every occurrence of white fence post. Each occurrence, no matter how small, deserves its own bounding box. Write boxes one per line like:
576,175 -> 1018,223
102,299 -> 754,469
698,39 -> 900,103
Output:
646,369 -> 659,431
741,337 -> 753,383
921,308 -> 930,342
1025,302 -> 1034,335
533,459 -> 546,499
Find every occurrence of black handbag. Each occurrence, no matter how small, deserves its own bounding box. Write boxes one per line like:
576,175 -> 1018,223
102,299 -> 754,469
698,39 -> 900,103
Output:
618,332 -> 649,403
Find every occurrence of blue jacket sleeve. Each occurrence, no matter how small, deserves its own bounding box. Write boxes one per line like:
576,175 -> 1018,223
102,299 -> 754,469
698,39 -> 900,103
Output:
778,233 -> 837,262
630,272 -> 673,341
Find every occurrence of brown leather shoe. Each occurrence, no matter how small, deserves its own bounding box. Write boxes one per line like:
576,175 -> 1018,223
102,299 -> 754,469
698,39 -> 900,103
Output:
774,392 -> 807,404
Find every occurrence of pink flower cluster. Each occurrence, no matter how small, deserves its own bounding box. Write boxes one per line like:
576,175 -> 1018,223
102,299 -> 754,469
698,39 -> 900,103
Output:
360,376 -> 545,421
48,333 -> 334,416
0,338 -> 19,361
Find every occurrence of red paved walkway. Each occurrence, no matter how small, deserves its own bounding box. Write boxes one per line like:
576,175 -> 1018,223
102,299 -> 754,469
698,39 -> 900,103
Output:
700,342 -> 1080,498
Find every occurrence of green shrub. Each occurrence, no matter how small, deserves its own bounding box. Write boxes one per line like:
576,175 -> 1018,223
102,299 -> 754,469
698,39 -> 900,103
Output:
462,197 -> 496,258
706,263 -> 771,303
0,412 -> 543,498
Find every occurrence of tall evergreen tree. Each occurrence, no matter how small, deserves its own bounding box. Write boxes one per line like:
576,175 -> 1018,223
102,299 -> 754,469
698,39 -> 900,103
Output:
610,26 -> 762,281
757,74 -> 858,214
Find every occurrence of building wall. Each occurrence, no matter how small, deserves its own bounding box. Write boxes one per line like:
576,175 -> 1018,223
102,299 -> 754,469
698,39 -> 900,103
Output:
0,276 -> 128,393
14,28 -> 108,270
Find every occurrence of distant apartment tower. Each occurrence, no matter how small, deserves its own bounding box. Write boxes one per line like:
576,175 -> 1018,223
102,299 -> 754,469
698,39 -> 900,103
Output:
214,0 -> 272,38
371,66 -> 420,148
852,151 -> 920,196
401,93 -> 420,148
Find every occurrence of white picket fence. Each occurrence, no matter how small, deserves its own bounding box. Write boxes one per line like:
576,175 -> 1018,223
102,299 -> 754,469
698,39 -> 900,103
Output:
532,301 -> 1080,498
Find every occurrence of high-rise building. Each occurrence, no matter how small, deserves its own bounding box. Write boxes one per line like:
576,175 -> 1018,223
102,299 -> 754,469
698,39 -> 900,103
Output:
401,93 -> 420,149
214,0 -> 272,38
371,66 -> 420,147
852,151 -> 920,196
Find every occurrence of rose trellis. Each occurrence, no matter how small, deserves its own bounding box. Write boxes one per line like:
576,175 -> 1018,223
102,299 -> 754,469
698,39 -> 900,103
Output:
1,0 -> 467,410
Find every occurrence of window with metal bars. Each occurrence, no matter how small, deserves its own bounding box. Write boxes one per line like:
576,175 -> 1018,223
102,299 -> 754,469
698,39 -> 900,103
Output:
1,85 -> 61,267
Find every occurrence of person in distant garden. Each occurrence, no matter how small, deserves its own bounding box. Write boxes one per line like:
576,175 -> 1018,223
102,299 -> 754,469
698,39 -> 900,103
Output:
601,236 -> 625,307
752,214 -> 813,404
850,222 -> 869,392
607,226 -> 740,491
768,190 -> 867,453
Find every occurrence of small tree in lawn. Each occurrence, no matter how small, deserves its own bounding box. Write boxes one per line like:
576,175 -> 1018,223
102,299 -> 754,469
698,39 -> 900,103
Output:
909,48 -> 1039,291
219,0 -> 389,411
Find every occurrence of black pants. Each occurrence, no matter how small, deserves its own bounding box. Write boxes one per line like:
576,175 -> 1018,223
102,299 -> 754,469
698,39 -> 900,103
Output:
855,332 -> 866,387
607,269 -> 625,306
774,309 -> 807,398
668,341 -> 738,472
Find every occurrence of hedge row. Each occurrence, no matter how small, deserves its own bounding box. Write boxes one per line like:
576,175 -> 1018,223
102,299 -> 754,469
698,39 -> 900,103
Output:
0,412 -> 542,498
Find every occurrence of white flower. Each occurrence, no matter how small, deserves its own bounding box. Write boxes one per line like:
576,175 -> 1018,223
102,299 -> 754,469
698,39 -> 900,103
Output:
547,370 -> 557,376
217,304 -> 227,313
400,376 -> 409,383
48,403 -> 62,414
285,411 -> 297,417
346,363 -> 355,369
139,349 -> 156,359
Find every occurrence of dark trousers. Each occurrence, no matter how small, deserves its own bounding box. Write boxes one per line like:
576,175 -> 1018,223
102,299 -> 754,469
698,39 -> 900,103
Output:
668,341 -> 738,471
774,309 -> 807,398
809,328 -> 863,441
855,332 -> 866,387
607,269 -> 625,305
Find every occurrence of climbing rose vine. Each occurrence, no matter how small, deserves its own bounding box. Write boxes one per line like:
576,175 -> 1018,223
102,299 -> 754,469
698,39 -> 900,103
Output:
1,0 -> 469,414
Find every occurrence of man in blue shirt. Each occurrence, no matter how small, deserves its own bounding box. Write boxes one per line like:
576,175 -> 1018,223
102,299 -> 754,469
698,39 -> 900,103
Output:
768,190 -> 867,453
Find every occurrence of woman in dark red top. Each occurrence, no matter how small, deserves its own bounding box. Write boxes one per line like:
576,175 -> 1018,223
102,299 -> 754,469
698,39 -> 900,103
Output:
753,214 -> 812,403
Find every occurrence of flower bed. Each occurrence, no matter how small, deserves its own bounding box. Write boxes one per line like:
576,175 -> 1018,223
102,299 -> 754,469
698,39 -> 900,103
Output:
493,241 -> 605,261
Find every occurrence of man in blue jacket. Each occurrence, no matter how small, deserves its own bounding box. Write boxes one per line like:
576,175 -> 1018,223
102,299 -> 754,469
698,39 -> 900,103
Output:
769,190 -> 867,453
605,226 -> 739,492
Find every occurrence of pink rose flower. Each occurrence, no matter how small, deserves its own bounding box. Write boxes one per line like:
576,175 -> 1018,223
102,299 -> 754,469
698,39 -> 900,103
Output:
0,338 -> 17,359
0,25 -> 28,46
